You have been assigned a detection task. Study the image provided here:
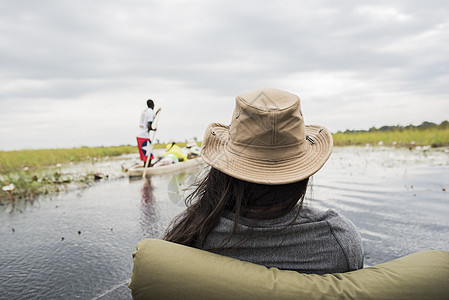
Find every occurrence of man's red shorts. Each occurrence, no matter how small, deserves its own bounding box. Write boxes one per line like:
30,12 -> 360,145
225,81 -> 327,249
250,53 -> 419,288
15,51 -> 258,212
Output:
137,137 -> 154,162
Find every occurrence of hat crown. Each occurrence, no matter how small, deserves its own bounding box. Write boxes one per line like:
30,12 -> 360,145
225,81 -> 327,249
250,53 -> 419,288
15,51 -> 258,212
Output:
230,88 -> 305,149
201,88 -> 333,184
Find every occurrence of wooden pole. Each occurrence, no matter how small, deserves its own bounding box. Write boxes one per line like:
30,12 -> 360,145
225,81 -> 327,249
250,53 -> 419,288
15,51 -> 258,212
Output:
142,111 -> 161,179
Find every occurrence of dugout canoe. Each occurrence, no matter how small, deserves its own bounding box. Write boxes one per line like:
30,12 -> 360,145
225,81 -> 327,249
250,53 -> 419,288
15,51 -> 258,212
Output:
128,157 -> 205,177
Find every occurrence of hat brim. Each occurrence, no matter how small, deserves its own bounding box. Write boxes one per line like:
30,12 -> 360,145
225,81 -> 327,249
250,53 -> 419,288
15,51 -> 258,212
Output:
201,123 -> 333,185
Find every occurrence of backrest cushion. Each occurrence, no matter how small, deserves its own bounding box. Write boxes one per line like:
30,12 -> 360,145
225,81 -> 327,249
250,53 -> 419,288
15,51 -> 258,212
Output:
129,239 -> 449,300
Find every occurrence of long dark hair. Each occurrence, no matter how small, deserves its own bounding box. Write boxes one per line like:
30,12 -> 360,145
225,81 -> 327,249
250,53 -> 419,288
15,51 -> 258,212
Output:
164,167 -> 309,248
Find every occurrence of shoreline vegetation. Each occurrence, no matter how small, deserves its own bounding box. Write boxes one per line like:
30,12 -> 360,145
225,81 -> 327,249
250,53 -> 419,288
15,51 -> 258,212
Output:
1,121 -> 449,203
0,144 -> 179,203
332,121 -> 449,147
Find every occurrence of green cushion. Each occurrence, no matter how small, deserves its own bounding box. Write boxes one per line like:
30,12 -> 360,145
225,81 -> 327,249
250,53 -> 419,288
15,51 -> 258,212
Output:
129,239 -> 449,300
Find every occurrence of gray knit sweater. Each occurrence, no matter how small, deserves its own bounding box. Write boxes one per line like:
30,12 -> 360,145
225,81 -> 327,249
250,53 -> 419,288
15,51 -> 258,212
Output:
201,206 -> 364,274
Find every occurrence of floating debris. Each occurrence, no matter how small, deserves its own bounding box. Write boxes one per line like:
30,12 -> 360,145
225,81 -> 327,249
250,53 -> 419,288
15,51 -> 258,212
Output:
78,230 -> 81,235
94,173 -> 104,180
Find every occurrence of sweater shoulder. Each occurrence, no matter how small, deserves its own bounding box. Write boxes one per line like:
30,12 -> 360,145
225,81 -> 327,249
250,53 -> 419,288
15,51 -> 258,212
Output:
323,210 -> 364,270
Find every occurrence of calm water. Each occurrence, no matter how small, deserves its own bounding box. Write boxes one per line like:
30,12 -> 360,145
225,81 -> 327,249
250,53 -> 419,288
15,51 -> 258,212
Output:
1,147 -> 448,299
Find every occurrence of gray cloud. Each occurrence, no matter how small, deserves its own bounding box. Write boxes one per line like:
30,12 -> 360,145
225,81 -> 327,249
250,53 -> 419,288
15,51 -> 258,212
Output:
1,0 -> 448,150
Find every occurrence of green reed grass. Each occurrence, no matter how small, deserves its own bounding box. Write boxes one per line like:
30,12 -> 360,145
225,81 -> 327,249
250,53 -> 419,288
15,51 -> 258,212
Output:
332,126 -> 449,147
0,145 -> 139,174
0,169 -> 104,202
0,143 -> 194,174
0,145 -> 141,202
0,143 -> 196,202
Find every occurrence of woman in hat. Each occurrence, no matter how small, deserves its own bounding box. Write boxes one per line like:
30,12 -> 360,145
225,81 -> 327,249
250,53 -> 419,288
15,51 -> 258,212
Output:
164,88 -> 363,274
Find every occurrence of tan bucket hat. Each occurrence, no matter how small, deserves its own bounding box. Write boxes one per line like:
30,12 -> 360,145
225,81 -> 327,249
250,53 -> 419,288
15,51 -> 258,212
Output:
201,88 -> 333,184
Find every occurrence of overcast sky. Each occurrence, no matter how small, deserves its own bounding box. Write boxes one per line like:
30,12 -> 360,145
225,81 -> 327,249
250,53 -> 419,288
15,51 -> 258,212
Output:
1,0 -> 448,150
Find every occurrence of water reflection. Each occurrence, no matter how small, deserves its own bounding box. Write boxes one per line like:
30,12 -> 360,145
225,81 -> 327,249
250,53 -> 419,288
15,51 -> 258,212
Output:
167,172 -> 198,206
141,178 -> 155,204
2,196 -> 38,215
139,178 -> 161,237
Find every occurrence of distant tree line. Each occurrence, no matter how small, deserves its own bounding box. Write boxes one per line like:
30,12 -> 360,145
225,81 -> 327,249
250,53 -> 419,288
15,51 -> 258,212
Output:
338,120 -> 449,134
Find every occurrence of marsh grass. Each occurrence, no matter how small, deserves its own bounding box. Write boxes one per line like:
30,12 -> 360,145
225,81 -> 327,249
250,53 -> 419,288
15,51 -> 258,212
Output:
0,145 -> 139,202
1,171 -> 77,202
0,145 -> 139,174
332,126 -> 449,147
0,143 -> 192,202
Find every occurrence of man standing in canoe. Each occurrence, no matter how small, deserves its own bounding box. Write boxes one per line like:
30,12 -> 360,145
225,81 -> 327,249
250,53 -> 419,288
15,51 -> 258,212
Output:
137,99 -> 161,167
